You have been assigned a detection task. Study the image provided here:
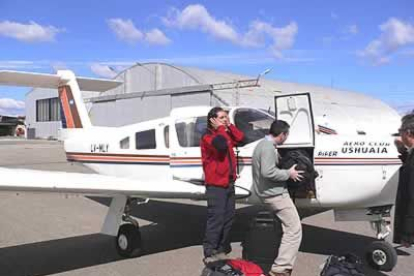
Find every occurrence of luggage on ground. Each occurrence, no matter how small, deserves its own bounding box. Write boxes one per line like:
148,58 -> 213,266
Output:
242,212 -> 282,271
320,254 -> 365,276
201,259 -> 264,276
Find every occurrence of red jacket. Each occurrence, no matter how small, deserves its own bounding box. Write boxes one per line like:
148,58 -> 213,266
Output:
201,124 -> 244,187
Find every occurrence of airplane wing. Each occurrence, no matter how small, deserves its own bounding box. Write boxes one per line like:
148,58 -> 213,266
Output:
0,167 -> 249,199
0,70 -> 122,92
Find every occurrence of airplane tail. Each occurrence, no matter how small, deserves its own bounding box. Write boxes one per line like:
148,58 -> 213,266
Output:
0,70 -> 122,129
57,71 -> 91,129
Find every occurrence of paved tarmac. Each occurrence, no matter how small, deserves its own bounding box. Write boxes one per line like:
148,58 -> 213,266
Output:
0,139 -> 412,276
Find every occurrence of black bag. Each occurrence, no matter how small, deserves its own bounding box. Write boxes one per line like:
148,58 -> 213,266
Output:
320,254 -> 365,276
279,150 -> 318,191
201,260 -> 244,276
242,212 -> 282,271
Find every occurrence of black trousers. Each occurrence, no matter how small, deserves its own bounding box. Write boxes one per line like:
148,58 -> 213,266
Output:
203,184 -> 235,257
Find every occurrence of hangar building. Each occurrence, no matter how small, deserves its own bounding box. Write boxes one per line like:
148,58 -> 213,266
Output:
25,62 -> 398,139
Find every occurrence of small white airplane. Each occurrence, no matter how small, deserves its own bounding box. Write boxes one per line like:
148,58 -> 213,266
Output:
0,70 -> 403,271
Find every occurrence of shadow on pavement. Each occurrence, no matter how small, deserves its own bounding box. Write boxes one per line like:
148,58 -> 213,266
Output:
0,198 -> 405,276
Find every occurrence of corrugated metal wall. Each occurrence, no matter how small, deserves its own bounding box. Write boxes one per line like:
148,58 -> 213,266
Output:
25,63 -> 400,138
25,88 -> 61,139
91,92 -> 212,127
91,96 -> 172,127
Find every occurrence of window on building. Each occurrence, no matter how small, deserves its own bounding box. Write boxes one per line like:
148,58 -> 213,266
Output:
120,137 -> 130,149
135,129 -> 156,150
175,116 -> 207,147
36,97 -> 61,122
164,126 -> 170,148
50,98 -> 60,121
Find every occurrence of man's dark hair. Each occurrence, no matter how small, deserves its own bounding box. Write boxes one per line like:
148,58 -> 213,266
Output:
207,107 -> 225,130
269,120 -> 290,137
400,112 -> 414,136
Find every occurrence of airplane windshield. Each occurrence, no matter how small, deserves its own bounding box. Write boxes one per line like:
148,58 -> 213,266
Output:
234,108 -> 274,144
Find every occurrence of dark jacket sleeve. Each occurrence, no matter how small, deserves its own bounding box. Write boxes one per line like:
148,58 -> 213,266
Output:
399,150 -> 409,163
212,135 -> 228,152
227,124 -> 244,145
403,158 -> 414,236
202,127 -> 228,153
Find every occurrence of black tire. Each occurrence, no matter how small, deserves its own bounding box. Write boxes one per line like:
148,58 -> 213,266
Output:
366,240 -> 398,272
115,223 -> 142,258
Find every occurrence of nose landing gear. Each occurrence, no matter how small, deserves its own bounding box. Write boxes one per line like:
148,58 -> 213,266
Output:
366,215 -> 397,272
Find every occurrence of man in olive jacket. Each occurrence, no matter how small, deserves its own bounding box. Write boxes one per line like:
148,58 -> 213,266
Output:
394,113 -> 414,247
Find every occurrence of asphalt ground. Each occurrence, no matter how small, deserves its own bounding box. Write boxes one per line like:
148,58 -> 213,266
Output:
0,138 -> 413,276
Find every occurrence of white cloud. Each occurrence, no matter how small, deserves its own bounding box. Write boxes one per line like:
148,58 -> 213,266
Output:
108,18 -> 144,43
90,64 -> 118,78
345,24 -> 359,35
0,20 -> 62,42
108,18 -> 171,46
163,4 -> 239,43
244,21 -> 298,58
0,98 -> 25,116
0,98 -> 25,109
163,5 -> 298,59
145,28 -> 171,45
0,60 -> 44,69
359,18 -> 414,65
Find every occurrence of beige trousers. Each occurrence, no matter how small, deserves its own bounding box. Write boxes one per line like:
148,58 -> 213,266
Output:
264,193 -> 302,273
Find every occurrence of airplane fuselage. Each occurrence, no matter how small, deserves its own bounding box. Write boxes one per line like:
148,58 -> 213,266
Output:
63,115 -> 401,210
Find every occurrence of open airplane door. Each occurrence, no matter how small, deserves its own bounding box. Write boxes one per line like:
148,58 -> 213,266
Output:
275,93 -> 317,200
169,107 -> 210,184
275,93 -> 315,147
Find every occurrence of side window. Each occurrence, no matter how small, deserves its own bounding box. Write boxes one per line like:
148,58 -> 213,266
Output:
234,109 -> 274,144
164,126 -> 170,148
175,116 -> 207,147
120,137 -> 130,149
136,129 -> 156,150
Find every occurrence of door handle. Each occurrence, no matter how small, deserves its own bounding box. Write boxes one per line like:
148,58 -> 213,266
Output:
317,169 -> 323,179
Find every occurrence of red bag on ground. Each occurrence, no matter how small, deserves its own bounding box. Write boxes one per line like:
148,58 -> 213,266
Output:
227,259 -> 265,276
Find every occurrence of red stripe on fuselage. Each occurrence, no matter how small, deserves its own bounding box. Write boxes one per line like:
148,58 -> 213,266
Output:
58,85 -> 83,128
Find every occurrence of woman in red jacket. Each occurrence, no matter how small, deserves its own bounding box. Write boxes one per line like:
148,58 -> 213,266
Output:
201,107 -> 244,263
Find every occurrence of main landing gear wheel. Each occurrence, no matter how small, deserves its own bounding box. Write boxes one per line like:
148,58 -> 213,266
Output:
366,240 -> 398,272
116,223 -> 142,258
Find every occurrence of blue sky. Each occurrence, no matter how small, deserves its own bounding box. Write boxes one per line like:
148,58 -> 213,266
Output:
1,0 -> 414,115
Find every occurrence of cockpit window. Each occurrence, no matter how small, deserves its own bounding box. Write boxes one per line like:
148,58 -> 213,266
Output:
164,126 -> 170,148
120,137 -> 130,149
234,109 -> 274,144
175,116 -> 207,147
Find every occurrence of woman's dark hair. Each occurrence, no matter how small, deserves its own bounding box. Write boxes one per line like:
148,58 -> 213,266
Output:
207,107 -> 225,129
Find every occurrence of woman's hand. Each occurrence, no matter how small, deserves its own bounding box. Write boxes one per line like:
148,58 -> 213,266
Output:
210,118 -> 224,129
